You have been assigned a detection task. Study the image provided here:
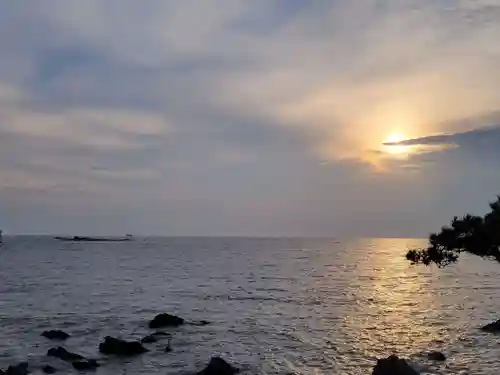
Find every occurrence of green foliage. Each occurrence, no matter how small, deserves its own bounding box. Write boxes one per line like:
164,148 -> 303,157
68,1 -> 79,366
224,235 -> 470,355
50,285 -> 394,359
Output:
407,196 -> 500,267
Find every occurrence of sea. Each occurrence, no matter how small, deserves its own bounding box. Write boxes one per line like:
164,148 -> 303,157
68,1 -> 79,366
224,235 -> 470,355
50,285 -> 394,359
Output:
1,236 -> 499,375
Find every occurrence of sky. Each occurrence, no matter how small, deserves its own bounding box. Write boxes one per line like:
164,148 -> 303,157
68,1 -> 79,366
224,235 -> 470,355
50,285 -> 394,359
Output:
1,0 -> 500,236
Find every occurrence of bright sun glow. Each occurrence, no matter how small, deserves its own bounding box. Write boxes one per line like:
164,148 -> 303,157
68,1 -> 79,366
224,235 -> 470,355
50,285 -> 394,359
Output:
383,131 -> 408,144
382,132 -> 412,157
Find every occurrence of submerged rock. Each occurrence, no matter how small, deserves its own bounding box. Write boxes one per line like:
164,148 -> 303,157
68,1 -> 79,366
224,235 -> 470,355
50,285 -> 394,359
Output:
149,313 -> 184,328
195,357 -> 238,375
47,347 -> 85,362
372,355 -> 419,375
427,351 -> 446,361
99,336 -> 148,356
481,319 -> 500,333
72,360 -> 100,371
190,320 -> 211,326
152,331 -> 170,337
141,335 -> 158,344
6,363 -> 29,375
41,330 -> 70,341
41,365 -> 57,374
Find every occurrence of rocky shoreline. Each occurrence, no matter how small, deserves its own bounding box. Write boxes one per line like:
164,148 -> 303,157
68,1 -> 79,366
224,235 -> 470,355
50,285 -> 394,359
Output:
2,313 -> 499,375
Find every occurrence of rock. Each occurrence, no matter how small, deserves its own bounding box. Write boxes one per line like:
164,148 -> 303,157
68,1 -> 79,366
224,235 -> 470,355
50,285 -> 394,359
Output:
427,351 -> 446,361
72,360 -> 100,371
99,336 -> 148,356
47,347 -> 85,362
141,335 -> 158,344
6,363 -> 29,375
149,313 -> 184,328
41,330 -> 70,341
481,319 -> 500,332
41,365 -> 57,374
152,331 -> 170,337
195,357 -> 238,375
372,355 -> 419,375
164,345 -> 172,353
190,320 -> 211,326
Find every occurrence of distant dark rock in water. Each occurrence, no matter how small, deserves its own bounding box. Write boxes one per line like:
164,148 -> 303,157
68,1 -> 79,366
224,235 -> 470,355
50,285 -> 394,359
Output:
164,344 -> 172,353
195,357 -> 239,375
149,313 -> 184,328
141,334 -> 158,344
72,360 -> 100,371
41,365 -> 57,374
427,351 -> 446,361
372,355 -> 419,375
481,319 -> 500,333
99,336 -> 148,356
41,330 -> 70,341
47,347 -> 85,362
6,363 -> 29,375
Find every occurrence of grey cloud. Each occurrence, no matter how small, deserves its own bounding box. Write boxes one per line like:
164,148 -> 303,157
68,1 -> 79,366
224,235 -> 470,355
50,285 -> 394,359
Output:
1,1 -> 500,236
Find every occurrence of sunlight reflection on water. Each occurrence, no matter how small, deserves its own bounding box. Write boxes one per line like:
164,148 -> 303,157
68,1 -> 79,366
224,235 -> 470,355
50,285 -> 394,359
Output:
1,237 -> 500,375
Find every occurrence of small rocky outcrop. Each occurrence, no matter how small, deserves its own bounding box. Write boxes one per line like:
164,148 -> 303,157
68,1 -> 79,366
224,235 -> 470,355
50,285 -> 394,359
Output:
72,360 -> 100,371
149,313 -> 184,328
41,365 -> 57,374
372,355 -> 419,375
47,347 -> 85,362
481,319 -> 500,333
141,335 -> 158,344
195,357 -> 238,375
99,336 -> 148,356
5,363 -> 29,375
427,351 -> 446,361
41,330 -> 70,341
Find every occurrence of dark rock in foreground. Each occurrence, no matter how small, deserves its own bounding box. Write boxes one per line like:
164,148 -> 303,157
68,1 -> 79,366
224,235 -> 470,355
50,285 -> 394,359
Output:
72,360 -> 100,371
141,335 -> 158,344
372,355 -> 419,375
99,336 -> 148,356
195,357 -> 238,375
481,319 -> 500,333
41,330 -> 70,341
47,347 -> 85,362
427,351 -> 446,361
149,313 -> 184,328
6,363 -> 29,375
42,365 -> 57,374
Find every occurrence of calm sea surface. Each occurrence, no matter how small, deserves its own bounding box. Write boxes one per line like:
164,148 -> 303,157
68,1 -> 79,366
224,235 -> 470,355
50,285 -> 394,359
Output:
1,237 -> 500,375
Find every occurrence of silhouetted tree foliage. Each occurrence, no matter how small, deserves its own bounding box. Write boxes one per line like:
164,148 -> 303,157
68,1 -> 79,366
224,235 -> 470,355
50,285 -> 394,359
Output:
407,196 -> 500,267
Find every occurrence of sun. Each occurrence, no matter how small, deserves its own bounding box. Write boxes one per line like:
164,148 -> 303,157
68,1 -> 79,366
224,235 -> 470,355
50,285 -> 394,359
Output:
383,132 -> 406,144
382,131 -> 412,157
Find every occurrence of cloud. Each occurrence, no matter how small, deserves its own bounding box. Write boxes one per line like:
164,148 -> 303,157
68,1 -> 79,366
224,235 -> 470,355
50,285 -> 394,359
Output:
1,1 -> 500,235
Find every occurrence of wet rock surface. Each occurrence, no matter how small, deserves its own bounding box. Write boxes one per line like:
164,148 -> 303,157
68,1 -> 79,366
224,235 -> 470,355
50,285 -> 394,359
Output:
99,336 -> 148,356
72,360 -> 100,371
372,355 -> 419,375
194,357 -> 239,375
47,347 -> 85,362
149,313 -> 185,328
41,330 -> 70,341
41,365 -> 57,374
427,351 -> 446,361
